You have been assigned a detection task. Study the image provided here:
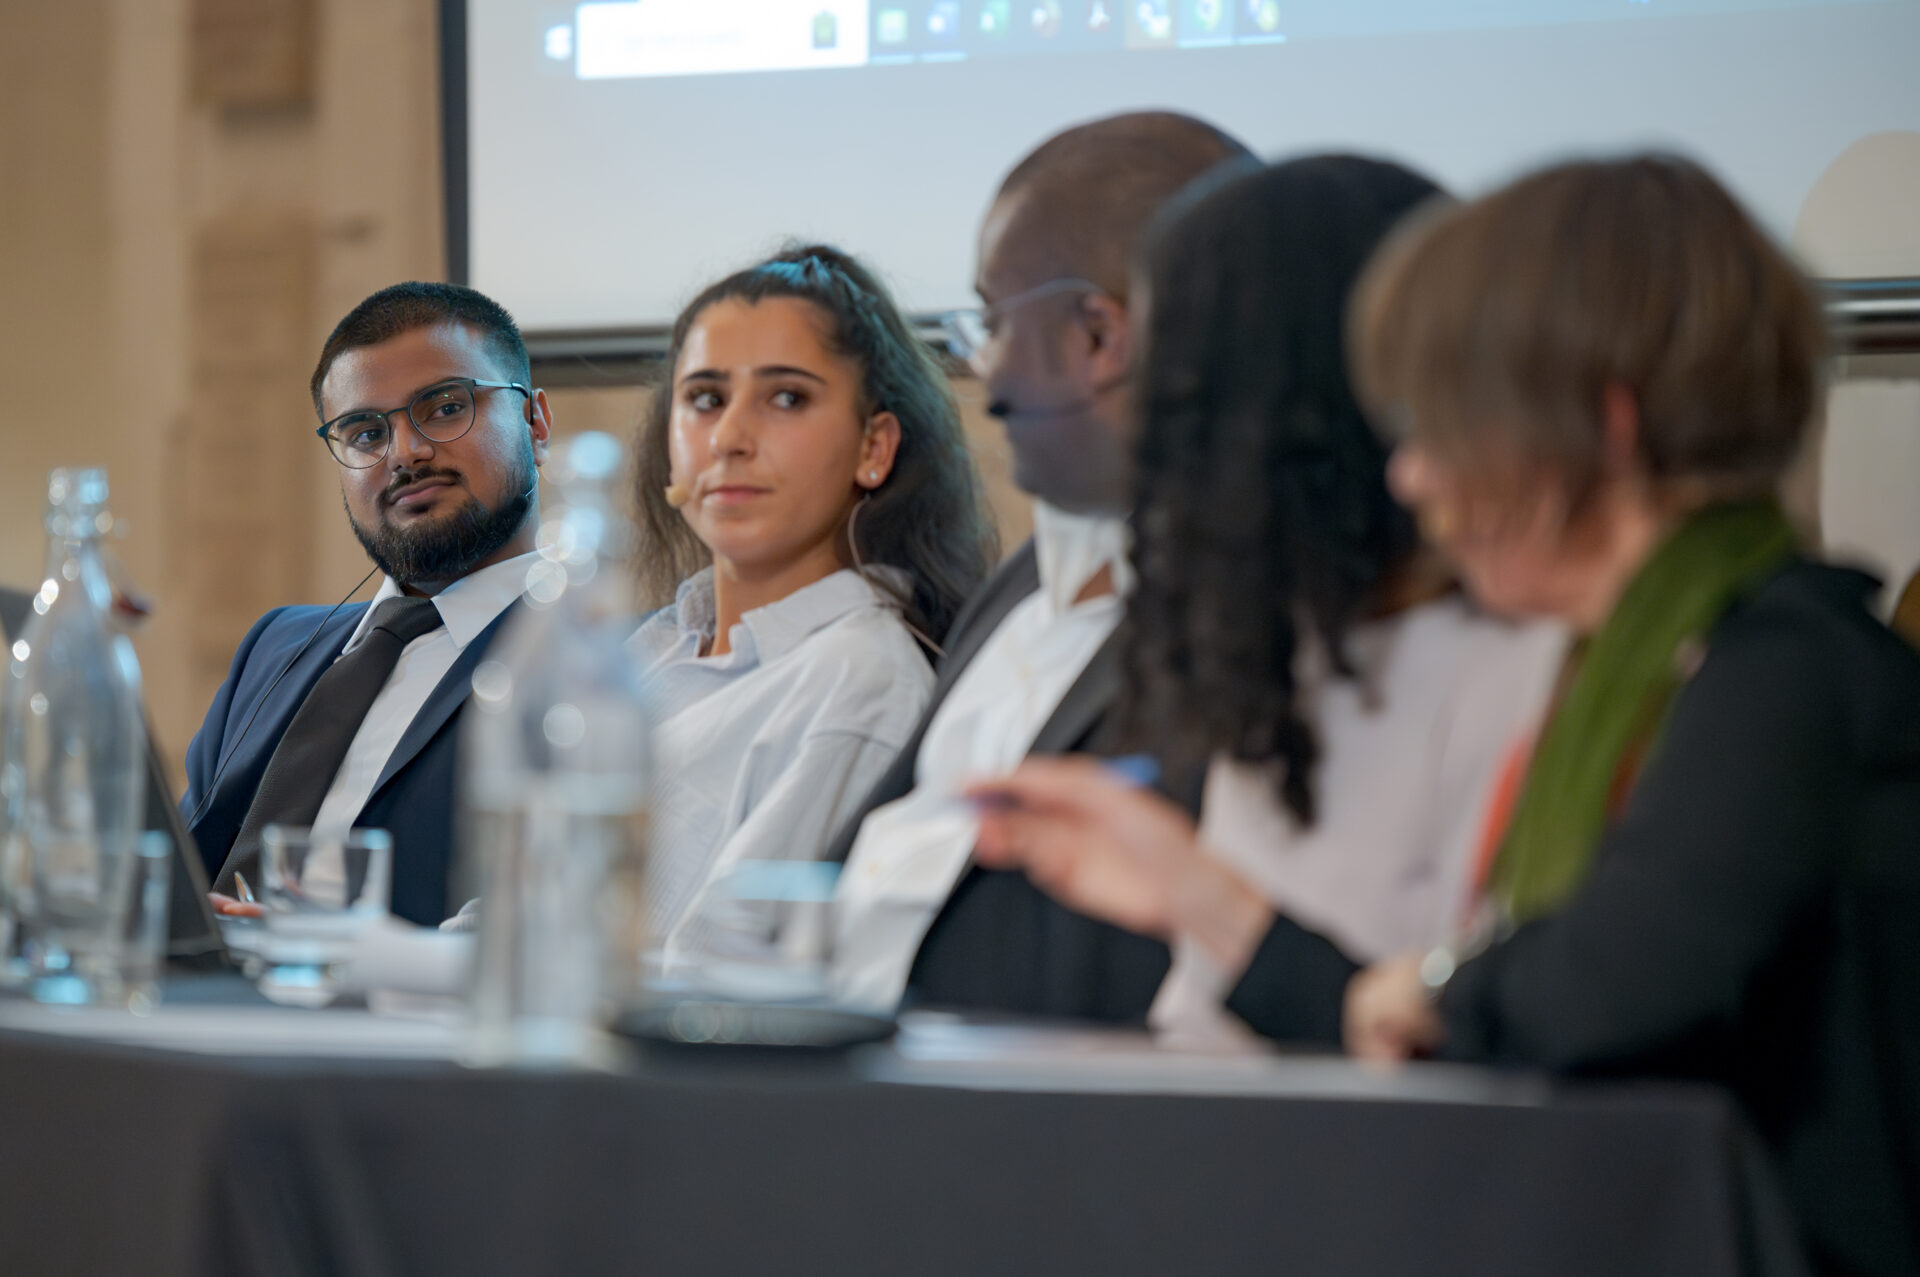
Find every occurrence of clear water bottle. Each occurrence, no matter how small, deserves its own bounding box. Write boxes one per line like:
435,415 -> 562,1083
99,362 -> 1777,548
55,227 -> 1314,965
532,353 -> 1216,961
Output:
462,433 -> 651,1065
0,468 -> 147,1002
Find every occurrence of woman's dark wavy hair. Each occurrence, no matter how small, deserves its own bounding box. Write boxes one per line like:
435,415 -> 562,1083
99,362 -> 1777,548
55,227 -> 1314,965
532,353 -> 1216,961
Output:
635,244 -> 998,644
1120,156 -> 1442,825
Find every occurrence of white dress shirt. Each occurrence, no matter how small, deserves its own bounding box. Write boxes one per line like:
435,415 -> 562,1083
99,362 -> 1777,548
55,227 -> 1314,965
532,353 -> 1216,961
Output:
634,566 -> 934,968
298,551 -> 535,905
308,551 -> 539,840
1149,596 -> 1568,1045
833,502 -> 1134,1011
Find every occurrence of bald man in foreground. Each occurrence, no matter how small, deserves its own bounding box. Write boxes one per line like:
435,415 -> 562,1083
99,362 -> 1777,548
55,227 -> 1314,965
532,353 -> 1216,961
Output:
829,112 -> 1252,1020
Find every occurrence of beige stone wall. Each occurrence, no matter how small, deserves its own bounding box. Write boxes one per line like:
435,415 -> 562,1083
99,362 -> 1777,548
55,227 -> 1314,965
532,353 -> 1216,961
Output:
0,0 -> 450,776
1795,133 -> 1920,610
1,2 -> 116,611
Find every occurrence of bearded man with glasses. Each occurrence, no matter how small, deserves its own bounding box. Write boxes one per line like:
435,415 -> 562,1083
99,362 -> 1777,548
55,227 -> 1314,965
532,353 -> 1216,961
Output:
180,282 -> 554,925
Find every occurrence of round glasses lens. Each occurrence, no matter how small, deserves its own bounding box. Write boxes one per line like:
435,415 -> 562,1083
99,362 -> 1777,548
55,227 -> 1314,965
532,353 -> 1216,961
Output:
410,382 -> 477,441
331,419 -> 390,468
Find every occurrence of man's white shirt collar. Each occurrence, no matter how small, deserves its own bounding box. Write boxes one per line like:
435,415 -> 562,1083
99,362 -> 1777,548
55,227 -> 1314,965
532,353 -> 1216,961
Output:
340,549 -> 542,655
1031,500 -> 1134,615
831,505 -> 1133,1012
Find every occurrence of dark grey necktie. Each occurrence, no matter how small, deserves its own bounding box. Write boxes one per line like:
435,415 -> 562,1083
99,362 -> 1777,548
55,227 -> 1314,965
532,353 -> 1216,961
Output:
218,596 -> 445,889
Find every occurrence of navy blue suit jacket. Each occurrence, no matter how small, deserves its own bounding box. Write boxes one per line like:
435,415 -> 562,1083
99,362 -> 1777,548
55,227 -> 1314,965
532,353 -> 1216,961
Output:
179,600 -> 517,926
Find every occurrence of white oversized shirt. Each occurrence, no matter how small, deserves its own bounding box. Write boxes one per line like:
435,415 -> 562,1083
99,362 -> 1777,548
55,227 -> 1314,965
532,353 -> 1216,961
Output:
833,503 -> 1134,1011
1150,596 -> 1568,1045
634,567 -> 935,966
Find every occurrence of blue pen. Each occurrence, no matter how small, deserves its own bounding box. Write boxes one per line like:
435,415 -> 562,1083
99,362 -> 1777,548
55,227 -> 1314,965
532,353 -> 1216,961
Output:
969,753 -> 1161,812
1102,753 -> 1162,789
967,752 -> 1159,810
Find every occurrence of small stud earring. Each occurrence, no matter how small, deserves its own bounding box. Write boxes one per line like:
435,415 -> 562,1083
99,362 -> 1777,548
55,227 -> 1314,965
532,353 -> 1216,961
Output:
868,470 -> 880,483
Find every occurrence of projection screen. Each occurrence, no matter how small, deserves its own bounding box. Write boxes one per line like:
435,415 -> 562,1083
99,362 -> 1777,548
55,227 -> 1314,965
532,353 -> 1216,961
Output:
453,0 -> 1920,335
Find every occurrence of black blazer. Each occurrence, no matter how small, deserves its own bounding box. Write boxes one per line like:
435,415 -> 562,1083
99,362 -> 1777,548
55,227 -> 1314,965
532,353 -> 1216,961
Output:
826,540 -> 1180,1023
1224,562 -> 1920,1277
180,600 -> 519,926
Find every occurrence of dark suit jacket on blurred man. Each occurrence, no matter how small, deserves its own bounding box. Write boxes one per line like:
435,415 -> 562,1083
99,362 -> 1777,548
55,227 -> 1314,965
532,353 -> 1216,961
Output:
824,112 -> 1251,1022
827,540 -> 1193,1021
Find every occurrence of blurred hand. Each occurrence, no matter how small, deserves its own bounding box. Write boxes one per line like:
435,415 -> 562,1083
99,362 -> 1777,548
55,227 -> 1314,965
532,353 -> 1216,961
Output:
1345,953 -> 1444,1062
208,892 -> 263,919
967,756 -> 1202,939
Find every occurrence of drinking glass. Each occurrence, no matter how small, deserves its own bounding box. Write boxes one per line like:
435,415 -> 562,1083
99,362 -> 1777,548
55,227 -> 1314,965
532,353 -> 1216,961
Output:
673,859 -> 841,1004
117,831 -> 172,1014
253,825 -> 392,1006
20,831 -> 138,1006
616,861 -> 896,1052
8,830 -> 168,1009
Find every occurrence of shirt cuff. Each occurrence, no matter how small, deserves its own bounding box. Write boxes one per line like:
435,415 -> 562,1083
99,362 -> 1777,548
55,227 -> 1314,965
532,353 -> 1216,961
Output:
1148,931 -> 1249,1044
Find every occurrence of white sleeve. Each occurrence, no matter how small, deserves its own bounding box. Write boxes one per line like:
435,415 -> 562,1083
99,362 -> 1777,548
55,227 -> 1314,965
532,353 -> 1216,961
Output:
661,728 -> 908,967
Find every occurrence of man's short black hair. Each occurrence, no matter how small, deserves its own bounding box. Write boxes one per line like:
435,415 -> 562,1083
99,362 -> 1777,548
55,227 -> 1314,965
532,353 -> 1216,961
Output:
310,281 -> 531,414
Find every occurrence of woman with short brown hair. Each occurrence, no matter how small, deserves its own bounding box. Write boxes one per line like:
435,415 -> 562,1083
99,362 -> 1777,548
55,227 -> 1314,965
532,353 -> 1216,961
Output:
1354,152 -> 1822,522
1339,154 -> 1919,1277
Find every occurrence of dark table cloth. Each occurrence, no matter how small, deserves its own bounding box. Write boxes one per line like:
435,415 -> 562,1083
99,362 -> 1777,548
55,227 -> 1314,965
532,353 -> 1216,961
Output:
0,1013 -> 1808,1277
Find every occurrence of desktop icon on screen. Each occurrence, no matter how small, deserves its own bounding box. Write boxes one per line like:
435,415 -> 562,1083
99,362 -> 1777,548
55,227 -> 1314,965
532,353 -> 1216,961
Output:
813,9 -> 840,48
1031,1 -> 1064,37
929,1 -> 962,40
877,7 -> 910,44
1180,0 -> 1233,39
1089,1 -> 1113,32
1127,0 -> 1176,45
1246,0 -> 1280,33
980,0 -> 1013,37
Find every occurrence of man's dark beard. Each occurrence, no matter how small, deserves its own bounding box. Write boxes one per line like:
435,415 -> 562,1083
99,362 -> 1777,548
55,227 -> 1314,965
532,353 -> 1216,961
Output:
348,460 -> 534,586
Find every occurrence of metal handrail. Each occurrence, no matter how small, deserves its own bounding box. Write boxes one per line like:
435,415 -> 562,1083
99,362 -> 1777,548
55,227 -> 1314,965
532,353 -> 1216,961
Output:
527,276 -> 1920,385
1825,278 -> 1920,355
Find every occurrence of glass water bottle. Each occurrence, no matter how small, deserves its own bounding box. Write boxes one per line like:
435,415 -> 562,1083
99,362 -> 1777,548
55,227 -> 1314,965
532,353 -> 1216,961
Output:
462,433 -> 651,1065
0,468 -> 147,1003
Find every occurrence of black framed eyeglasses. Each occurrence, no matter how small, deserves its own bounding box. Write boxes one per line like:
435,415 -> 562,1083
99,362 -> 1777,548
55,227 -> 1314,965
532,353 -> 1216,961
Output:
940,277 -> 1104,371
316,378 -> 532,469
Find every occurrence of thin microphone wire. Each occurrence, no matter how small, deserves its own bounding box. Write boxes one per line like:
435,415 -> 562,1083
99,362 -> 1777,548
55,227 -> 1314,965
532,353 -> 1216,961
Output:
183,470 -> 536,830
846,496 -> 945,659
183,566 -> 380,829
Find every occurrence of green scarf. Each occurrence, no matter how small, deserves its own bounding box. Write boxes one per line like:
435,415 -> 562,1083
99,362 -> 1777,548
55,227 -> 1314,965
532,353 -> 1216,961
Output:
1490,501 -> 1799,923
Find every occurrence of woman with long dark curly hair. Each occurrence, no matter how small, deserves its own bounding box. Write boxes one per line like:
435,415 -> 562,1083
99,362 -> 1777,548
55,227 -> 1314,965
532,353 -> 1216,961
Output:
629,244 -> 998,970
967,157 -> 1564,1040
